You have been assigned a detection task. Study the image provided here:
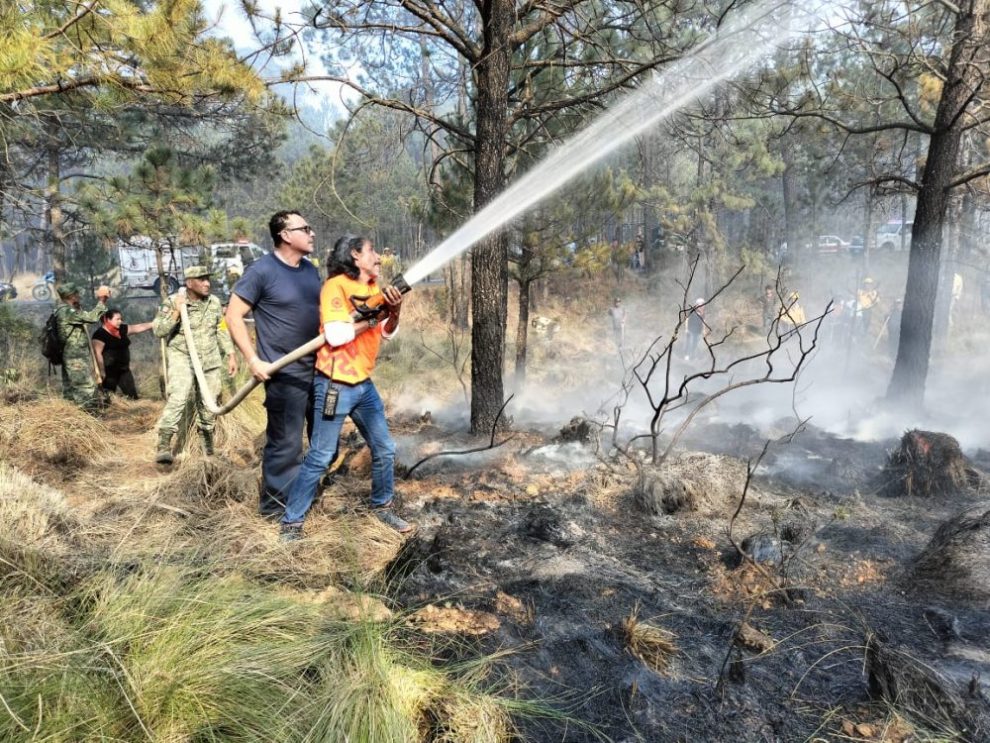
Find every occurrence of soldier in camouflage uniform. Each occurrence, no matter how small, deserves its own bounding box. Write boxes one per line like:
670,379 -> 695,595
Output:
54,282 -> 110,412
153,266 -> 238,464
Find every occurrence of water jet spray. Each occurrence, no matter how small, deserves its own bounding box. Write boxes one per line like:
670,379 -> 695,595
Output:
191,0 -> 827,415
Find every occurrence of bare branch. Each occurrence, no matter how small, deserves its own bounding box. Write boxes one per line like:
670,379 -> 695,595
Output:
404,395 -> 516,479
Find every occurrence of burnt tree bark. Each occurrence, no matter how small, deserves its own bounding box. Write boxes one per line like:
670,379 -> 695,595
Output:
887,0 -> 990,408
470,0 -> 512,433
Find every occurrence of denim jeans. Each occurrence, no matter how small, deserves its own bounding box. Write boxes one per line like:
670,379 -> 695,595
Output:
282,375 -> 395,525
261,374 -> 314,516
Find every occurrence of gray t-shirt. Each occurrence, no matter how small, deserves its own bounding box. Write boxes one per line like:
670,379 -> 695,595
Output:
232,252 -> 322,380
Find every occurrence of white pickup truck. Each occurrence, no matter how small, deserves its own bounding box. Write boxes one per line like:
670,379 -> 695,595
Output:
116,239 -> 265,295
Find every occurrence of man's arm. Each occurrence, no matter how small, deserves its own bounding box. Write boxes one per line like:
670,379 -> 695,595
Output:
72,286 -> 112,324
225,293 -> 269,381
152,295 -> 182,338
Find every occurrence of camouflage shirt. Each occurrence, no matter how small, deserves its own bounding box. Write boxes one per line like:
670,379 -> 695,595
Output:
55,300 -> 108,360
153,293 -> 234,371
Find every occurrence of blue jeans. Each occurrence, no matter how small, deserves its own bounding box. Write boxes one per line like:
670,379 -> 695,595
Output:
282,375 -> 396,525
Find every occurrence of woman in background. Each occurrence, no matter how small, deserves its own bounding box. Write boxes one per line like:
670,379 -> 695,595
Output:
92,308 -> 153,399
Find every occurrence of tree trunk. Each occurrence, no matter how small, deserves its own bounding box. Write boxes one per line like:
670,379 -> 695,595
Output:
45,117 -> 67,280
887,0 -> 989,407
780,137 -> 798,258
514,278 -> 531,384
469,0 -> 512,434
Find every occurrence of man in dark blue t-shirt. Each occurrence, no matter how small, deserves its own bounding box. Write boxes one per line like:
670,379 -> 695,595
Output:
226,211 -> 323,516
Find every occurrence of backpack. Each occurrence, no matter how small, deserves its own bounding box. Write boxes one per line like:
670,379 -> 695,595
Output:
41,311 -> 64,367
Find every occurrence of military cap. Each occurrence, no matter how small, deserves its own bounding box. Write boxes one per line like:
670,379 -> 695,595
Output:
184,265 -> 213,280
57,282 -> 80,298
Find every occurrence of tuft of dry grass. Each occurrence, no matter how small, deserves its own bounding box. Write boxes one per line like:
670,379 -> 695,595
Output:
212,386 -> 267,459
0,397 -> 111,476
431,694 -> 515,743
0,465 -> 82,588
155,454 -> 260,508
622,606 -> 678,674
635,452 -> 749,516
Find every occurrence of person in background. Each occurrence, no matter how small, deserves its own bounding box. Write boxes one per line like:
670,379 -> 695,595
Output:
780,291 -> 806,333
608,297 -> 626,348
280,234 -> 413,541
685,297 -> 707,360
856,277 -> 879,338
54,282 -> 110,412
225,211 -> 323,517
153,266 -> 237,464
91,308 -> 153,399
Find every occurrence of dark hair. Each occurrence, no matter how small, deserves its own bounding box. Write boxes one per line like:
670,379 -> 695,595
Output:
327,234 -> 368,280
102,308 -> 122,323
269,210 -> 302,247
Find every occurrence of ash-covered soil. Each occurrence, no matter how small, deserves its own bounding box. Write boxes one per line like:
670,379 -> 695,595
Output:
369,418 -> 990,742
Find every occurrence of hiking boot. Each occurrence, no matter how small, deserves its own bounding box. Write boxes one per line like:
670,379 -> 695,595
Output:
279,522 -> 303,543
199,429 -> 215,456
373,507 -> 416,534
155,432 -> 174,465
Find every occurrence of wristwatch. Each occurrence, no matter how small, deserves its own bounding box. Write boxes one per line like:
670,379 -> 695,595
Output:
367,316 -> 378,328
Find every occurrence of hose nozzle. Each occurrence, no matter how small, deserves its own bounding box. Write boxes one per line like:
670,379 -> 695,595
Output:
391,273 -> 411,295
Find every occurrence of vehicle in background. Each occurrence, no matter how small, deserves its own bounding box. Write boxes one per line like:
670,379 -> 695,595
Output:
115,239 -> 263,296
31,270 -> 55,300
848,235 -> 865,256
876,221 -> 913,251
117,239 -> 199,295
208,241 -> 265,290
817,235 -> 850,254
0,281 -> 15,301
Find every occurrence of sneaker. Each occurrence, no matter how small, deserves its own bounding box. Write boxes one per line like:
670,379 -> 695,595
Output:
373,508 -> 416,534
279,523 -> 303,542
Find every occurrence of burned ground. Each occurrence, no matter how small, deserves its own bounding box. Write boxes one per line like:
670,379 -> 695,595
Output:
381,418 -> 990,742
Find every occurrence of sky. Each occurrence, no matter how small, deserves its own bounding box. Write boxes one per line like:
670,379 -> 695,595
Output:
200,0 -> 346,126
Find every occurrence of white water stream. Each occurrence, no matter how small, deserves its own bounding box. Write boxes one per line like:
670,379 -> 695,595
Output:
403,0 -> 826,286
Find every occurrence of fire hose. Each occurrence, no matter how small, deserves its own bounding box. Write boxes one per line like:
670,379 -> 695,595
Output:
176,275 -> 411,416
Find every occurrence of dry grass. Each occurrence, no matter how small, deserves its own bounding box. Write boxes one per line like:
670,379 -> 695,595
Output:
0,397 -> 111,476
910,507 -> 990,608
622,607 -> 678,673
635,452 -> 749,516
155,453 -> 260,508
98,395 -> 162,434
432,694 -> 516,743
0,465 -> 81,588
212,385 -> 267,459
199,500 -> 405,588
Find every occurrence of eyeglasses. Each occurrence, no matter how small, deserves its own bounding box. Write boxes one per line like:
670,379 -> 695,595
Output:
284,225 -> 314,235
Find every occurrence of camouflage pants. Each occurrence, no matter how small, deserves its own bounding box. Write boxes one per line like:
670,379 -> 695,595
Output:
61,355 -> 99,411
156,355 -> 221,435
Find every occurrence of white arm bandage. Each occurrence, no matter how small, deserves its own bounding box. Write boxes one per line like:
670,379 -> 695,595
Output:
324,321 -> 356,347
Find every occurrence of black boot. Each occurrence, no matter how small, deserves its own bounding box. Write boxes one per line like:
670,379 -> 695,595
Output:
155,432 -> 174,465
199,429 -> 215,456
